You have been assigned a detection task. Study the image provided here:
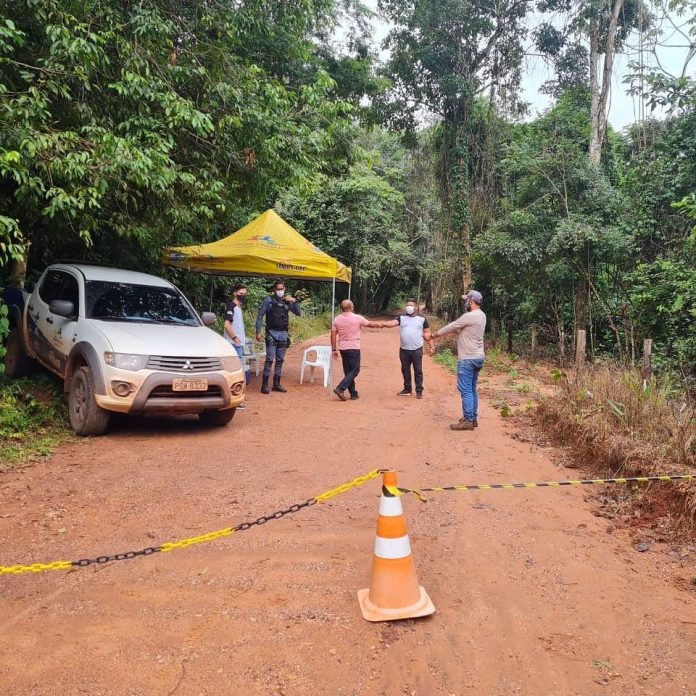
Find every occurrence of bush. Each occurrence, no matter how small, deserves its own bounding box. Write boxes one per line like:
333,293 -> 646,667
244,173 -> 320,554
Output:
537,365 -> 696,531
0,376 -> 70,470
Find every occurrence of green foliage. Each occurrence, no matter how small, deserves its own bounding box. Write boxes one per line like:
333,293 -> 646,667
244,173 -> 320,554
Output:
628,259 -> 696,382
433,348 -> 457,373
279,129 -> 417,310
0,376 -> 70,470
0,0 -> 362,272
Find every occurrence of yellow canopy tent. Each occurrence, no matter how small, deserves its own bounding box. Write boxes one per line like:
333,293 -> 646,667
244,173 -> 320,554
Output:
163,211 -> 350,390
162,209 -> 351,283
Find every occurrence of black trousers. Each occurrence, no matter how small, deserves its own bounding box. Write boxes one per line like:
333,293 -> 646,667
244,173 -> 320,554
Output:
338,349 -> 361,396
400,347 -> 424,393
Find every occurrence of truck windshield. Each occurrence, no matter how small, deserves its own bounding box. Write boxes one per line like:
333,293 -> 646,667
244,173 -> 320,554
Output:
85,281 -> 200,326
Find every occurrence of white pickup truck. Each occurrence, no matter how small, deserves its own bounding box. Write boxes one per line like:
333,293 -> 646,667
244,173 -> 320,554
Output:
3,262 -> 245,435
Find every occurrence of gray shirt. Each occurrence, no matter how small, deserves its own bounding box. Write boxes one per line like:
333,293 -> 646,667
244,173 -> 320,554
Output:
397,314 -> 429,350
438,309 -> 486,360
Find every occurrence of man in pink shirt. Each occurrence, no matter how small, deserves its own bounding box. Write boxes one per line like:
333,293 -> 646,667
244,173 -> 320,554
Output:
331,300 -> 384,400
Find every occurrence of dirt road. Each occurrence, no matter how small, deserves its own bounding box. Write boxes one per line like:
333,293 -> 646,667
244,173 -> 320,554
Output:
1,327 -> 695,696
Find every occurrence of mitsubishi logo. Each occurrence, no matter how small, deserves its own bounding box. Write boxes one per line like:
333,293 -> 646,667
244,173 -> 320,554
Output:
182,360 -> 193,370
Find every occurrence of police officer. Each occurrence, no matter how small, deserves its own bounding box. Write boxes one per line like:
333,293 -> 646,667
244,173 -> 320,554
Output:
255,279 -> 301,394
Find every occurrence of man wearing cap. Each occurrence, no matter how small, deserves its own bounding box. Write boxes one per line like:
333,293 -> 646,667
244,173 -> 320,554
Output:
428,290 -> 486,431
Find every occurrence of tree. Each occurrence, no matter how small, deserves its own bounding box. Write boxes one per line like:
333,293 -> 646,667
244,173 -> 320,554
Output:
279,129 -> 416,311
0,0 -> 360,275
378,0 -> 532,313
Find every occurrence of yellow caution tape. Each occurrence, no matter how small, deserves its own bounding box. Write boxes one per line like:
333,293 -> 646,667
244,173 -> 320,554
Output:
394,473 -> 695,501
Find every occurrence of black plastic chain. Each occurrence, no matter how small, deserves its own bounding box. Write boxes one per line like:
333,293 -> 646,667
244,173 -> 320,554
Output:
69,499 -> 317,568
232,499 -> 316,531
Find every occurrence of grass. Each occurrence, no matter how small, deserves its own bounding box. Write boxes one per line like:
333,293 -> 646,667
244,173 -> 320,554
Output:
433,347 -> 457,372
214,308 -> 333,345
0,375 -> 72,471
289,310 -> 333,343
537,365 -> 696,532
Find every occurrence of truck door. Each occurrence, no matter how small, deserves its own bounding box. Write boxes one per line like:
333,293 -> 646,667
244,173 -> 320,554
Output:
29,270 -> 80,374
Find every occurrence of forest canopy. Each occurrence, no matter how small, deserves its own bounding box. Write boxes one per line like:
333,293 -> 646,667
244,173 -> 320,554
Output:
0,0 -> 694,383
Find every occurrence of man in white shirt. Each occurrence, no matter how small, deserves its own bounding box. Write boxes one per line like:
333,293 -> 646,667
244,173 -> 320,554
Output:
223,284 -> 250,408
382,298 -> 431,399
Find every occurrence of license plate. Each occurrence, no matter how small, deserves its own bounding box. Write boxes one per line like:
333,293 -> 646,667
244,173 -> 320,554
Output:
172,378 -> 208,392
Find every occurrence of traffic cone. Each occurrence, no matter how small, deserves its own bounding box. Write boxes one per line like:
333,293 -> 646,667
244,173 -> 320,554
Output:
358,470 -> 435,622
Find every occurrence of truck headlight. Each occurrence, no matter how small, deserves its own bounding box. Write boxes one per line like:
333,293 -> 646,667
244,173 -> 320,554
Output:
220,355 -> 241,371
104,352 -> 149,371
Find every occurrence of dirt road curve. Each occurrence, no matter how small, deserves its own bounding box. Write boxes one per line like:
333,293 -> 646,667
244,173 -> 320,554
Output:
1,327 -> 695,696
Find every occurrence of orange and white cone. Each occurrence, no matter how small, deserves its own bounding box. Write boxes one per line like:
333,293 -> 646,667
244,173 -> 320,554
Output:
358,470 -> 435,622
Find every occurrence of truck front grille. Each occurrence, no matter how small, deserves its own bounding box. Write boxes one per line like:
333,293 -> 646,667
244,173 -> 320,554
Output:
146,356 -> 221,373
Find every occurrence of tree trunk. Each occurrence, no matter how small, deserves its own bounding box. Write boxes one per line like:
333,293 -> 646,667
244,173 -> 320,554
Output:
588,15 -> 600,162
589,0 -> 625,164
462,226 -> 472,290
506,318 -> 514,354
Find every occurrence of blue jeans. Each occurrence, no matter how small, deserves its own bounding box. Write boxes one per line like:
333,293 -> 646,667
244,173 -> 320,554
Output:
457,358 -> 484,422
234,344 -> 251,385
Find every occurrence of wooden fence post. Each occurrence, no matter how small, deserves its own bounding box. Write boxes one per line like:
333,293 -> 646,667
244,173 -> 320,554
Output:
575,329 -> 586,374
642,338 -> 653,389
530,323 -> 537,363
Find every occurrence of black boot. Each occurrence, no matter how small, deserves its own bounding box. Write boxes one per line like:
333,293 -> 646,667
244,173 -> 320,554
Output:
272,377 -> 287,393
260,377 -> 270,394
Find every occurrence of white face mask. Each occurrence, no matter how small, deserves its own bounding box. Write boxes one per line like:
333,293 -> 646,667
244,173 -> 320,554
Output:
275,289 -> 285,298
405,306 -> 416,315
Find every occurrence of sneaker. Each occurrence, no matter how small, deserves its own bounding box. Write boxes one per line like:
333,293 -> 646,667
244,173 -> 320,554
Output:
397,389 -> 412,396
272,384 -> 287,393
333,387 -> 347,401
350,393 -> 359,400
416,392 -> 423,399
260,384 -> 270,394
473,418 -> 478,427
450,420 -> 474,431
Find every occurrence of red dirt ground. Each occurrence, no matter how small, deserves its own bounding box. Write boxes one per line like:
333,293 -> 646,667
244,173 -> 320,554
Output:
1,327 -> 695,695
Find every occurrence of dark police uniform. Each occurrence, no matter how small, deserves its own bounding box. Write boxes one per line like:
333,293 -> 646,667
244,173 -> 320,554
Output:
255,294 -> 301,390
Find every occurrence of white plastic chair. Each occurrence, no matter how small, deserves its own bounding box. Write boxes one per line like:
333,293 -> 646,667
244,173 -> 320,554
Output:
243,338 -> 266,376
300,346 -> 332,387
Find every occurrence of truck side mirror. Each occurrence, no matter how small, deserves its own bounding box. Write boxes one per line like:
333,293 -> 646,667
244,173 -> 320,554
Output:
50,300 -> 76,318
200,312 -> 216,327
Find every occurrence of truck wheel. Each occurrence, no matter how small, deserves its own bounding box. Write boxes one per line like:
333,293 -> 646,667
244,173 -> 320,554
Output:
3,328 -> 35,378
69,366 -> 110,436
198,408 -> 235,427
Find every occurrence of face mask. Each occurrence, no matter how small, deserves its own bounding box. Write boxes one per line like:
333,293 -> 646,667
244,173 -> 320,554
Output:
405,306 -> 415,315
275,290 -> 285,298
235,294 -> 246,304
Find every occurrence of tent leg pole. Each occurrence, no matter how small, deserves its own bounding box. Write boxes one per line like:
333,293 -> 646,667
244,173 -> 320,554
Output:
208,277 -> 214,312
330,277 -> 336,390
